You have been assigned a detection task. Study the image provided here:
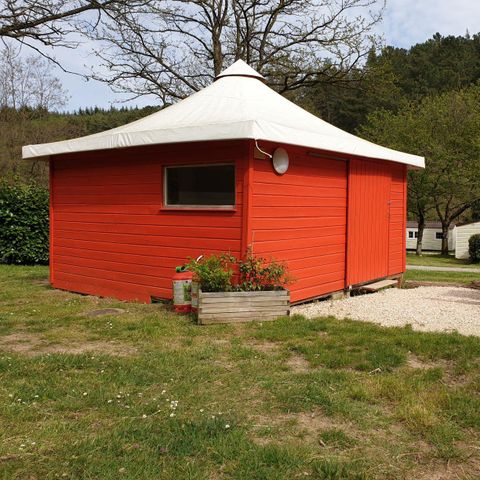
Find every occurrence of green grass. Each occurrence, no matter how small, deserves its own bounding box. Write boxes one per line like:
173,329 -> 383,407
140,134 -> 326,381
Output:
1,265 -> 480,479
406,253 -> 478,268
404,269 -> 480,284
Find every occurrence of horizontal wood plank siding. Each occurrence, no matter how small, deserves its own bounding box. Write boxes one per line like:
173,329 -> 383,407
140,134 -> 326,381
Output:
250,143 -> 348,303
50,140 -> 247,302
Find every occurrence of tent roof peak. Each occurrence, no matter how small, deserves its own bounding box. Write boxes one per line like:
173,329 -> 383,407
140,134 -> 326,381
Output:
215,59 -> 265,81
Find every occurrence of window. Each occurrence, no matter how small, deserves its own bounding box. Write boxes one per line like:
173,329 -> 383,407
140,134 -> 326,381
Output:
415,231 -> 419,238
164,164 -> 235,208
408,231 -> 418,239
436,232 -> 443,240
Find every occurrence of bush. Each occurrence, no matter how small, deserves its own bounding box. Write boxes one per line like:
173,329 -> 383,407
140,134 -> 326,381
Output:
238,248 -> 291,291
0,182 -> 49,264
469,234 -> 480,263
187,253 -> 235,292
187,249 -> 291,292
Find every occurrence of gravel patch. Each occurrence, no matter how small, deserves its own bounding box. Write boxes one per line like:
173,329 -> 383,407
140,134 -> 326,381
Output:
291,286 -> 480,337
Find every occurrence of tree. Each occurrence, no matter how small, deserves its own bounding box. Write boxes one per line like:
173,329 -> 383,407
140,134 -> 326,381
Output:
0,44 -> 70,183
0,0 -> 151,70
0,44 -> 68,110
360,86 -> 480,256
90,0 -> 385,104
302,33 -> 480,133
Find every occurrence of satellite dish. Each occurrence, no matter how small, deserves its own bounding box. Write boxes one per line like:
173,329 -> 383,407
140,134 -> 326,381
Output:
272,148 -> 289,175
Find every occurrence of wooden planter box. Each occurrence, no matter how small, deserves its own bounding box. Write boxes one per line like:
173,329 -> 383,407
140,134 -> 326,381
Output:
197,289 -> 290,325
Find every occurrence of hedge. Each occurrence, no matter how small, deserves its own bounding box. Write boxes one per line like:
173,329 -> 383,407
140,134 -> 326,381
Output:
0,183 -> 49,264
469,234 -> 480,263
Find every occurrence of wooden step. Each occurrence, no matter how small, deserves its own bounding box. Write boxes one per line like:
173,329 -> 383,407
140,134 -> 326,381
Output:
359,279 -> 398,293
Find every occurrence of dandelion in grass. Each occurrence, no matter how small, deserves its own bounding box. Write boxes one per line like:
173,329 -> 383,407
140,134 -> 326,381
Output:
225,424 -> 230,429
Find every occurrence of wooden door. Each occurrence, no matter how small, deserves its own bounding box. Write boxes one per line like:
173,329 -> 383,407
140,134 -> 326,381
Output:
346,159 -> 391,286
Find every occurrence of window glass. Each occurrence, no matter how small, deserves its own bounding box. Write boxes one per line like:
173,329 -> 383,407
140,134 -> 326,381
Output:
436,232 -> 443,239
165,164 -> 235,207
408,231 -> 414,239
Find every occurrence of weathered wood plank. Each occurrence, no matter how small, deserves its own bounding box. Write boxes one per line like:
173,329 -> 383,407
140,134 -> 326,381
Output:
196,289 -> 290,324
199,299 -> 288,308
199,303 -> 288,312
199,305 -> 289,314
199,314 -> 283,325
360,279 -> 398,292
198,309 -> 288,320
199,290 -> 288,298
199,296 -> 289,305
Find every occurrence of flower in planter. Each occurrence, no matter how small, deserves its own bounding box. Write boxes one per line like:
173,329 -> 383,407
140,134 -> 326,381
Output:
238,248 -> 291,291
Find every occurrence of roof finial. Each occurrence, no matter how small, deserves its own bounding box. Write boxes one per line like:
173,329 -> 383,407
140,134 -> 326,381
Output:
215,59 -> 265,81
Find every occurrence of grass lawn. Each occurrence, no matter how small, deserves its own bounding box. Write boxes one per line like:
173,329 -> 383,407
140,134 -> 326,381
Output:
406,253 -> 479,269
1,265 -> 480,479
404,269 -> 480,284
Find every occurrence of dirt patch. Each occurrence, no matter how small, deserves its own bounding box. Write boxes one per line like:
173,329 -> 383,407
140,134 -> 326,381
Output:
85,308 -> 125,317
0,332 -> 136,357
470,281 -> 480,290
295,412 -> 344,435
406,354 -> 472,387
285,353 -> 310,373
413,455 -> 480,480
250,411 -> 359,446
406,354 -> 440,370
250,340 -> 280,355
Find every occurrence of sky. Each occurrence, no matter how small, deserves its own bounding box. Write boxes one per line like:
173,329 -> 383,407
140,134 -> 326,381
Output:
44,0 -> 480,111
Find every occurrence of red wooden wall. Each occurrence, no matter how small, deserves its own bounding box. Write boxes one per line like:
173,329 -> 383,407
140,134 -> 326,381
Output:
49,138 -> 407,304
50,140 -> 248,302
248,143 -> 348,303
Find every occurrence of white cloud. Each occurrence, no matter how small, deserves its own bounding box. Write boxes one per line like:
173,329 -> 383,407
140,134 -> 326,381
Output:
380,0 -> 480,47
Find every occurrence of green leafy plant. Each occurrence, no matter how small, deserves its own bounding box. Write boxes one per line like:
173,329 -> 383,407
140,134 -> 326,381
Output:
468,234 -> 480,263
238,248 -> 291,291
0,181 -> 49,265
187,253 -> 235,292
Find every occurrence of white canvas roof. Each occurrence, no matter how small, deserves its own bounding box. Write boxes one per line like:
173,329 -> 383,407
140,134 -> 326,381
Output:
23,60 -> 425,168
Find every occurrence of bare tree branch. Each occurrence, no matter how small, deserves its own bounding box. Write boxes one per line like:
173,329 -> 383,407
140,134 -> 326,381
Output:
89,0 -> 385,103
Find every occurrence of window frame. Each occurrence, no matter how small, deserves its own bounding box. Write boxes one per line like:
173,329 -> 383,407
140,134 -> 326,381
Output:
162,163 -> 236,210
435,232 -> 443,240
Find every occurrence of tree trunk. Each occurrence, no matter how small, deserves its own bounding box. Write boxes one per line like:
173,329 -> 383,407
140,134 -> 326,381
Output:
416,216 -> 425,256
440,223 -> 450,256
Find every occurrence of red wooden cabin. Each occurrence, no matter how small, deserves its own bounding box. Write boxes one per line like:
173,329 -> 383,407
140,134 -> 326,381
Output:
23,61 -> 424,304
